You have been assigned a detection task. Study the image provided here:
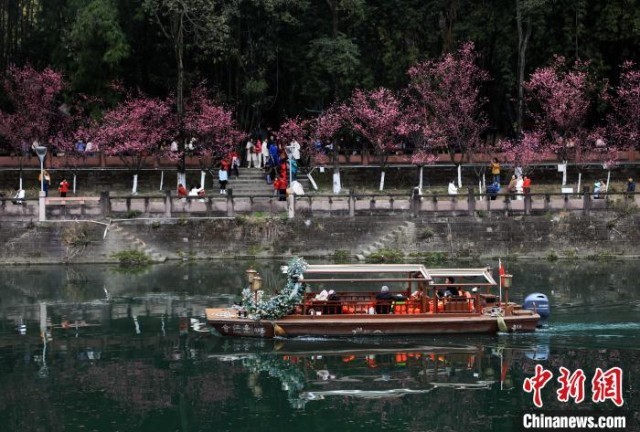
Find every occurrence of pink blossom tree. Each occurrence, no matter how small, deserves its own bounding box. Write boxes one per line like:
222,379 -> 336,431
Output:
524,56 -> 600,185
93,95 -> 175,194
183,87 -> 245,190
277,117 -> 311,152
406,42 -> 489,186
0,65 -> 66,189
343,87 -> 409,190
608,61 -> 640,154
496,131 -> 544,176
311,105 -> 345,193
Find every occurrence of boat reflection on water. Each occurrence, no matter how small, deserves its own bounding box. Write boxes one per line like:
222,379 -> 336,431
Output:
207,337 -> 547,409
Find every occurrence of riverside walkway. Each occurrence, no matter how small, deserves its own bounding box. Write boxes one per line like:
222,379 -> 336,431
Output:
0,189 -> 635,221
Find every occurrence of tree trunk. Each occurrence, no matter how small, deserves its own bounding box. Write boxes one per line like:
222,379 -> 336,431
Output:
132,173 -> 138,194
332,169 -> 341,194
73,173 -> 77,194
516,0 -> 532,134
379,170 -> 386,191
418,166 -> 424,191
200,170 -> 206,190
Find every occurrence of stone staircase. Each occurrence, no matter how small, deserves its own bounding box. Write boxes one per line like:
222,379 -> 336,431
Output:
227,167 -> 311,196
109,223 -> 167,262
355,221 -> 416,261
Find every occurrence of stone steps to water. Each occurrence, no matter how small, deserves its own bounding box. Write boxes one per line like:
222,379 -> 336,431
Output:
356,221 -> 416,261
109,223 -> 167,263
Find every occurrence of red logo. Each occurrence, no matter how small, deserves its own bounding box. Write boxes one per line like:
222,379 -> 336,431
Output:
523,366 -> 624,408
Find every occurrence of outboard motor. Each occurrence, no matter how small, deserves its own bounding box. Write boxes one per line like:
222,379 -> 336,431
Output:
524,293 -> 550,324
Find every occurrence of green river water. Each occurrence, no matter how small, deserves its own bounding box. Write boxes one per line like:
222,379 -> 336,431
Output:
0,259 -> 638,432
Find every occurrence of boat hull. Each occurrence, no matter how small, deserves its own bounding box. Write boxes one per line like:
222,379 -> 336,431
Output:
205,308 -> 540,338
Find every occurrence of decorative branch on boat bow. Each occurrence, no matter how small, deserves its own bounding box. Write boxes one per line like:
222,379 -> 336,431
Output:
242,257 -> 308,320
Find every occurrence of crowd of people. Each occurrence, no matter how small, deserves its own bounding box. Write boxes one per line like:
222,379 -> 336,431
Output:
172,135 -> 303,200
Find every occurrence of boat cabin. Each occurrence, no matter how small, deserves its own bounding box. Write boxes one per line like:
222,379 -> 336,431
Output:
296,264 -> 500,316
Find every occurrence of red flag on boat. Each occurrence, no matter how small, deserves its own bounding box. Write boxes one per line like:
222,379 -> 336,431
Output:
499,259 -> 506,276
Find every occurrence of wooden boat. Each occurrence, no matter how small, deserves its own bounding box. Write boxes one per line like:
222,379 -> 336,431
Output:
205,261 -> 541,338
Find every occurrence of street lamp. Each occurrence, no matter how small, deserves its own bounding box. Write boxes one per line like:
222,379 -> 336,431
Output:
35,145 -> 47,194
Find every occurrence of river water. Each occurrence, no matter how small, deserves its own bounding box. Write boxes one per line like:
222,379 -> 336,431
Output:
0,259 -> 638,432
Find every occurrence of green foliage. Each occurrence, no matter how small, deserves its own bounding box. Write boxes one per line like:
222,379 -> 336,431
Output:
126,209 -> 142,219
586,251 -> 618,262
5,0 -> 640,136
112,249 -> 151,266
407,251 -> 447,264
65,0 -> 130,94
418,227 -> 435,240
366,248 -> 404,263
545,250 -> 559,262
304,34 -> 361,101
332,249 -> 351,263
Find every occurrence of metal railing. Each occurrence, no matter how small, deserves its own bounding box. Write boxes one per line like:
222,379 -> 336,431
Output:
0,188 -> 636,221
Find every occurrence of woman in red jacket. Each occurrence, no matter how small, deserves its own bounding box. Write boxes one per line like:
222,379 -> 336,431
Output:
58,178 -> 70,197
273,176 -> 287,201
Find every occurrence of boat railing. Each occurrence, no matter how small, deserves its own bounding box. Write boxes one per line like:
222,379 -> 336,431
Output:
300,292 -> 479,315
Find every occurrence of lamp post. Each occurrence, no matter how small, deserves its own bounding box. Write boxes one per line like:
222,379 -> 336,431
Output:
35,146 -> 47,193
35,145 -> 47,222
251,274 -> 263,304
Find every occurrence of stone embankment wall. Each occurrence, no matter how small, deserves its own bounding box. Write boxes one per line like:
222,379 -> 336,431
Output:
0,211 -> 637,264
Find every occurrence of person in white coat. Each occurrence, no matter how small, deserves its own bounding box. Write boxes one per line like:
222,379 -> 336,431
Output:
448,181 -> 458,195
245,140 -> 254,168
261,137 -> 270,167
515,176 -> 524,200
290,140 -> 301,161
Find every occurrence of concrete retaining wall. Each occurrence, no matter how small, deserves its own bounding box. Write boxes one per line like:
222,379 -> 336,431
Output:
0,212 -> 637,264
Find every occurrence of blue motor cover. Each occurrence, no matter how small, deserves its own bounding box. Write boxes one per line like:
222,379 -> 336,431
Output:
524,293 -> 550,319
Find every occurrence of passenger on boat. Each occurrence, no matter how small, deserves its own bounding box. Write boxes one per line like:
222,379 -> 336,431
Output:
326,290 -> 340,314
376,286 -> 394,314
444,277 -> 460,297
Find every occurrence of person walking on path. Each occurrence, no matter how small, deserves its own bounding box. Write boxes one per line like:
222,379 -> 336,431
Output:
38,169 -> 51,197
254,139 -> 263,169
245,139 -> 255,168
58,178 -> 69,197
626,178 -> 636,195
490,158 -> 501,184
523,176 -> 532,194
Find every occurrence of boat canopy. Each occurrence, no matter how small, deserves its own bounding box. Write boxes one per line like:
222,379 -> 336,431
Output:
303,264 -> 431,281
426,268 -> 497,286
300,264 -> 497,286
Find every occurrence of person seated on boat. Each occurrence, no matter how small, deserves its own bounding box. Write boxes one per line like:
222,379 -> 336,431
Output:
375,286 -> 394,314
325,290 -> 341,314
410,288 -> 423,299
314,290 -> 329,301
444,276 -> 460,297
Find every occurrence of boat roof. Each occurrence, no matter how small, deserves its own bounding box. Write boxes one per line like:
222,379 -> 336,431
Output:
304,264 -> 431,281
302,264 -> 497,285
426,268 -> 497,285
